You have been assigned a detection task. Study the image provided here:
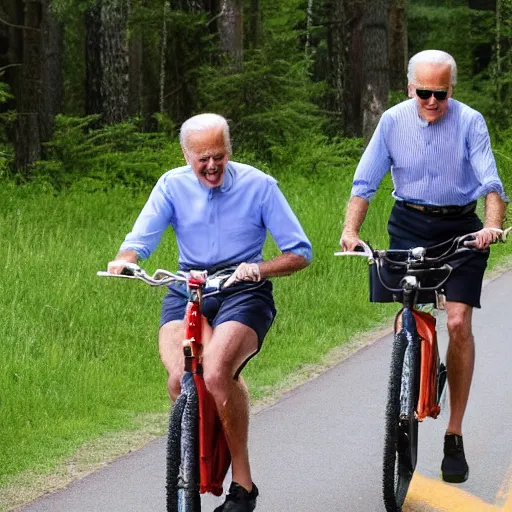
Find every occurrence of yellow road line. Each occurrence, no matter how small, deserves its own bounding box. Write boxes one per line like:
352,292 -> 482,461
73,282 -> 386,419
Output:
501,463 -> 512,512
497,463 -> 512,504
405,473 -> 500,512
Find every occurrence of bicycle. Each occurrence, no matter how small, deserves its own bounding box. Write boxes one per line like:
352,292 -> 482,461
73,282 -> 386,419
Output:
98,263 -> 244,512
336,227 -> 511,512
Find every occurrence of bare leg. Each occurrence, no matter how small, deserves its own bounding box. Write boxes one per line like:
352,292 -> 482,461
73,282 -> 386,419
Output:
159,316 -> 213,400
202,321 -> 258,492
445,301 -> 475,436
159,320 -> 185,401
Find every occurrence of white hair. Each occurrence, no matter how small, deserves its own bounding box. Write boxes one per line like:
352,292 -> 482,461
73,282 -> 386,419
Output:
179,113 -> 232,154
407,50 -> 457,85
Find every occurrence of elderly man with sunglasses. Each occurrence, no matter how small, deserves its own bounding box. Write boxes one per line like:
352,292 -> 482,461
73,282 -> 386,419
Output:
340,50 -> 506,484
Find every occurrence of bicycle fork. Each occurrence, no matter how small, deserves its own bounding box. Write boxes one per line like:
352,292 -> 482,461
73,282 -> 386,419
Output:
399,309 -> 420,422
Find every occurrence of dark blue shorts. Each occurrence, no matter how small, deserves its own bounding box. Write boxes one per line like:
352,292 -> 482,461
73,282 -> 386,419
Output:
370,202 -> 489,308
160,280 -> 276,374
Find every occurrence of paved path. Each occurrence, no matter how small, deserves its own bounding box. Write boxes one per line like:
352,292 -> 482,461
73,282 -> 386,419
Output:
17,271 -> 512,512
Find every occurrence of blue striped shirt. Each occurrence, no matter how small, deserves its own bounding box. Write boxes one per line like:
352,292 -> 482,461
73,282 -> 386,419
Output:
351,99 -> 505,206
120,161 -> 312,270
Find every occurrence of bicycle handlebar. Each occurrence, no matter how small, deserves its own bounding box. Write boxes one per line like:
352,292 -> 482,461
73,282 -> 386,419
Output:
97,262 -> 236,292
335,229 -> 512,294
335,228 -> 512,266
334,241 -> 374,262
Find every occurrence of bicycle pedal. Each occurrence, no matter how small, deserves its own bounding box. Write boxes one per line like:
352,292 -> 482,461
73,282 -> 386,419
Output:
437,363 -> 447,404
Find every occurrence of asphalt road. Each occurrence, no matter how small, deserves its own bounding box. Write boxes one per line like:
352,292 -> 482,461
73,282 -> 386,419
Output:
17,270 -> 512,512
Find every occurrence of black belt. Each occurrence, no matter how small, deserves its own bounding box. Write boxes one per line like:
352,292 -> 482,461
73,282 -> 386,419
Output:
397,201 -> 477,217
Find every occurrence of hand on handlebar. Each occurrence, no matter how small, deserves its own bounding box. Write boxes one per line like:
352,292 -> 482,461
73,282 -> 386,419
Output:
223,262 -> 261,289
340,230 -> 364,252
464,227 -> 503,250
107,259 -> 138,275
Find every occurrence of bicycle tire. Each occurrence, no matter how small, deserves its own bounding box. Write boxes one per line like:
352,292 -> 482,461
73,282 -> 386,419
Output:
166,371 -> 201,512
383,314 -> 420,512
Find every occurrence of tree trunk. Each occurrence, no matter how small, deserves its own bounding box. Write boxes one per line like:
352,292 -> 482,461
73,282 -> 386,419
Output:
388,0 -> 407,92
15,0 -> 43,174
468,0 -> 496,8
248,0 -> 261,49
361,0 -> 389,140
218,0 -> 243,71
140,24 -> 159,130
469,0 -> 496,75
165,1 -> 204,124
305,0 -> 314,56
326,0 -> 346,134
326,0 -> 366,137
344,0 -> 364,137
85,3 -> 102,116
40,0 -> 64,145
127,0 -> 143,117
85,0 -> 129,124
159,0 -> 170,113
100,0 -> 129,124
0,0 -> 22,114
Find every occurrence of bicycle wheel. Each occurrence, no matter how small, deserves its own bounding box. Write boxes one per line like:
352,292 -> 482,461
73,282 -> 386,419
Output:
383,312 -> 421,512
166,371 -> 201,512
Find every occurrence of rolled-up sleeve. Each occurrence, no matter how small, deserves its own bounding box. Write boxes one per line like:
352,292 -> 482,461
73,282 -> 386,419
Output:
469,114 -> 506,200
351,116 -> 392,201
119,175 -> 175,259
261,181 -> 312,262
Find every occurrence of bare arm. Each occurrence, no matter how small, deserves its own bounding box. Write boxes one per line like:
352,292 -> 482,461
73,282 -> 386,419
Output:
340,196 -> 370,251
484,191 -> 506,229
258,252 -> 309,279
225,252 -> 309,287
471,192 -> 506,249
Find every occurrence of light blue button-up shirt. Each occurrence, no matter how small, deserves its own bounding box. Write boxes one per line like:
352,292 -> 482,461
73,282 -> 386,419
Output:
120,161 -> 312,270
351,98 -> 505,206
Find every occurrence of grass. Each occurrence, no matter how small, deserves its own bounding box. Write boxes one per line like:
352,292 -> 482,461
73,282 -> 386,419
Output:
0,158 -> 511,500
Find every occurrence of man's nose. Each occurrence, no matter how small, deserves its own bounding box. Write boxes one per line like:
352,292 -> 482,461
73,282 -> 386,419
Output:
206,157 -> 216,169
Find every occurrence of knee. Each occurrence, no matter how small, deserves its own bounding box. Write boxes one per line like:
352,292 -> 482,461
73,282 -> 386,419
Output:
203,367 -> 230,402
167,372 -> 182,401
447,314 -> 472,341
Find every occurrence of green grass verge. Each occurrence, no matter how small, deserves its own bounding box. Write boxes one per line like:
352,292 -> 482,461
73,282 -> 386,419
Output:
1,164 -> 511,491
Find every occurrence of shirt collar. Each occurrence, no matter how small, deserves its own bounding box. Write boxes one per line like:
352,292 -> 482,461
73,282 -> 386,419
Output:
219,162 -> 234,192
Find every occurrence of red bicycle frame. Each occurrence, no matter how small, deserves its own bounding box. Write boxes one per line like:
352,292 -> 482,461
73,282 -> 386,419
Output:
395,308 -> 441,421
184,278 -> 231,496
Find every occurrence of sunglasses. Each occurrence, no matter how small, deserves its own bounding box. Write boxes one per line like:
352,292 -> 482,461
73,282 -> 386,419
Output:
416,89 -> 448,101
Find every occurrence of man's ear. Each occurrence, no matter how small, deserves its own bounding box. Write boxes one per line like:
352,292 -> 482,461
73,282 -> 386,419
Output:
181,145 -> 190,165
407,84 -> 415,98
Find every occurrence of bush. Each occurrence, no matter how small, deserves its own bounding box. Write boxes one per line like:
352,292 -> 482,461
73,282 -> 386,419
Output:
33,115 -> 184,190
197,33 -> 325,161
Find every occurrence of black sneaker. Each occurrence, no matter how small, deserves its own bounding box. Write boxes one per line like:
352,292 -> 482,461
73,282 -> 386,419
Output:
214,482 -> 259,512
441,433 -> 469,483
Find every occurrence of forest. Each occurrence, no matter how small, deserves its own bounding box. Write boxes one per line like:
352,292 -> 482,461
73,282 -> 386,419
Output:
1,0 -> 512,508
1,0 -> 511,186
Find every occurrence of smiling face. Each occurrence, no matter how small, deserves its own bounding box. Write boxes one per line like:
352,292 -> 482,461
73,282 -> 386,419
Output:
182,127 -> 230,188
409,62 -> 453,123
